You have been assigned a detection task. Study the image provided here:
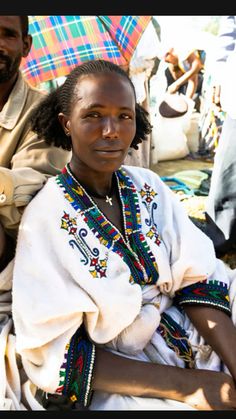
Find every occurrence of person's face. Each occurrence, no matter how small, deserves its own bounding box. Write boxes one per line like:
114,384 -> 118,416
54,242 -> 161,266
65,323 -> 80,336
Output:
0,16 -> 32,83
59,72 -> 136,174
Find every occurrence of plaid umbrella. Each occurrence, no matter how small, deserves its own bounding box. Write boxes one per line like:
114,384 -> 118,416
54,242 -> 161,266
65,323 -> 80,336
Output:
20,15 -> 151,87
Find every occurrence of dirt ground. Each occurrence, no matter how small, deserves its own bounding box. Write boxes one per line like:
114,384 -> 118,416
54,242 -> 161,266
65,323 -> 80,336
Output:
150,157 -> 213,178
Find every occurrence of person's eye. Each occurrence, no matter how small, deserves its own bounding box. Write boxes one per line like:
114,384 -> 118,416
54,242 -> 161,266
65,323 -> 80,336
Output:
120,114 -> 132,120
86,112 -> 100,118
83,111 -> 100,119
4,30 -> 18,38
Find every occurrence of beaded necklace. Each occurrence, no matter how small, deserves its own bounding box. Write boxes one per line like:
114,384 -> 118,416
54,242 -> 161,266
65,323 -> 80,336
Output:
56,164 -> 159,286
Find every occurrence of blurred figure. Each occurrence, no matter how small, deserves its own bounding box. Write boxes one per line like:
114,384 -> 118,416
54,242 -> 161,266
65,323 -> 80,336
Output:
205,15 -> 236,256
163,46 -> 203,109
124,17 -> 161,168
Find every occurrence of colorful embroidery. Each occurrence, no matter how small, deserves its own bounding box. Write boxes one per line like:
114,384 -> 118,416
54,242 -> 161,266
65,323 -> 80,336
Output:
56,165 -> 159,287
174,279 -> 231,315
61,211 -> 77,235
116,169 -> 159,285
55,325 -> 95,408
138,182 -> 162,246
89,256 -> 108,278
139,182 -> 157,203
146,226 -> 161,245
60,211 -> 108,278
157,311 -> 195,368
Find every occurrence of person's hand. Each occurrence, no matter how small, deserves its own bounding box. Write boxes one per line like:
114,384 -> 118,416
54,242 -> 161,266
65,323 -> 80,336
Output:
183,370 -> 236,410
167,82 -> 179,95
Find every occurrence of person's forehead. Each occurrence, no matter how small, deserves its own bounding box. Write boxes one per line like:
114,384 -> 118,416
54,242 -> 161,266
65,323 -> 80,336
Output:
78,72 -> 127,82
72,72 -> 135,108
0,16 -> 21,32
75,72 -> 133,94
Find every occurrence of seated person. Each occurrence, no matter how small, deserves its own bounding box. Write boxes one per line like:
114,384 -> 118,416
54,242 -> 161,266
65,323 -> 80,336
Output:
0,15 -> 71,270
0,16 -> 70,410
11,59 -> 236,411
163,46 -> 203,105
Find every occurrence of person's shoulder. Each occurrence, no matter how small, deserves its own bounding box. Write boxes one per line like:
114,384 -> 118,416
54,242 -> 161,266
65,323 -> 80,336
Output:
27,83 -> 46,100
121,165 -> 162,184
21,73 -> 46,101
23,176 -> 59,214
19,176 -> 61,235
122,165 -> 156,176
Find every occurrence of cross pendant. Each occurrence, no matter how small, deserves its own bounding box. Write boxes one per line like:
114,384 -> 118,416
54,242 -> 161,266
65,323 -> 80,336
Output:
105,195 -> 113,206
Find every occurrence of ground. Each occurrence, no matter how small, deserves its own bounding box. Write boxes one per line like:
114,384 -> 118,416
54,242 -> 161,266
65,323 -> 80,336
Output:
151,157 -> 213,178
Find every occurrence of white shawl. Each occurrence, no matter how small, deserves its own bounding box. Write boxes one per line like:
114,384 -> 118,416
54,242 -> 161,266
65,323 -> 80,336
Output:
11,165 -> 236,409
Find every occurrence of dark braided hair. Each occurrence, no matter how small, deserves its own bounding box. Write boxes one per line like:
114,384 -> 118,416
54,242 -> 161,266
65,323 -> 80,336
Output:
30,59 -> 152,151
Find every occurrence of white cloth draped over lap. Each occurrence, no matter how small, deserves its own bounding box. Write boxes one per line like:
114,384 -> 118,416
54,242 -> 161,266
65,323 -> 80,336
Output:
10,165 -> 236,410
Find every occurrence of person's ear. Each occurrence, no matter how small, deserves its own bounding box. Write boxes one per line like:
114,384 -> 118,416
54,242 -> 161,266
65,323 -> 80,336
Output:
22,34 -> 32,58
58,113 -> 71,137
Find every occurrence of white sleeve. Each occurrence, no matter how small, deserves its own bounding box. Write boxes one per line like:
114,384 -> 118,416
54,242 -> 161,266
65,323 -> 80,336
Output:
12,204 -> 99,393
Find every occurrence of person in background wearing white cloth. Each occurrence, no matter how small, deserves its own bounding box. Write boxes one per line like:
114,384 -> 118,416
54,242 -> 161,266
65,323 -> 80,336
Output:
205,15 -> 236,257
10,59 -> 236,411
124,17 -> 161,168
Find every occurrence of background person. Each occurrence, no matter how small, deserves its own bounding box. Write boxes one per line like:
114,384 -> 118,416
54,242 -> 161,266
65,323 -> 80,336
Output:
11,59 -> 236,411
205,15 -> 236,256
0,15 -> 71,271
163,45 -> 203,111
0,15 -> 70,410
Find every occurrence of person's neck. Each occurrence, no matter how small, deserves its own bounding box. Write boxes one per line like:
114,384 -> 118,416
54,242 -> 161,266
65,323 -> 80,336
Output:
68,162 -> 114,199
0,73 -> 19,112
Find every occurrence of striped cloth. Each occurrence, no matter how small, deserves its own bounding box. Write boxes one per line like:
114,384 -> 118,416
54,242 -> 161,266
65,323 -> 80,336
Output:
20,15 -> 151,87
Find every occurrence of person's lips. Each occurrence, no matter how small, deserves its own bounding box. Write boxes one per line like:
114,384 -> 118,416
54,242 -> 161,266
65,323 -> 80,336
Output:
94,148 -> 123,157
96,148 -> 122,152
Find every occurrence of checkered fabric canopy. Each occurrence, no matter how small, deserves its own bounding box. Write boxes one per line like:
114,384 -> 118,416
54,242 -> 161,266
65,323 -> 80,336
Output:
20,15 -> 151,87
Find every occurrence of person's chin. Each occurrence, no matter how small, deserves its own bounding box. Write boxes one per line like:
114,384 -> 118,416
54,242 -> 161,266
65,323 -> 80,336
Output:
93,158 -> 124,172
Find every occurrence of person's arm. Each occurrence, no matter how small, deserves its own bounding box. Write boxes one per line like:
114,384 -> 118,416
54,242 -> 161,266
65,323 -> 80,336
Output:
53,323 -> 236,411
185,305 -> 236,382
0,167 -> 47,234
0,131 -> 70,232
92,346 -> 236,410
167,52 -> 202,97
179,52 -> 202,85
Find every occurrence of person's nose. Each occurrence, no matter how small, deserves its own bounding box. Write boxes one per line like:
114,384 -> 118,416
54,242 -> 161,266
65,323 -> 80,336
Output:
102,116 -> 119,139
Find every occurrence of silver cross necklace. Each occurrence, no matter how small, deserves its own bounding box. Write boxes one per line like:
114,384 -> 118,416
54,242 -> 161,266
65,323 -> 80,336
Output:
105,195 -> 113,206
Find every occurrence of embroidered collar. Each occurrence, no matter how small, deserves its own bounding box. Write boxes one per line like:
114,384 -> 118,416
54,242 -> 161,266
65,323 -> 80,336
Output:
56,164 -> 159,286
